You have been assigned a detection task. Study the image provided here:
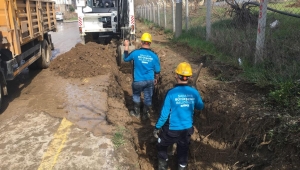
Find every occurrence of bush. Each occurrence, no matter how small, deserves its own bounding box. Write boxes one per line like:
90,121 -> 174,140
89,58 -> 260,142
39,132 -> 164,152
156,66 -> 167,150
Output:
69,6 -> 75,12
268,81 -> 300,114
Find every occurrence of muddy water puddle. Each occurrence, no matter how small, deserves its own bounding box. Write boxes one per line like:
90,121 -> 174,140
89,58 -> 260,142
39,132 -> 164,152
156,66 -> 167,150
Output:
50,22 -> 81,60
64,75 -> 113,136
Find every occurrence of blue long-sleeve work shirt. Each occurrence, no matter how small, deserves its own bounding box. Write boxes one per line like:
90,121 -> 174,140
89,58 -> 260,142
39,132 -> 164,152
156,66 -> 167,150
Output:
123,48 -> 161,82
155,84 -> 204,130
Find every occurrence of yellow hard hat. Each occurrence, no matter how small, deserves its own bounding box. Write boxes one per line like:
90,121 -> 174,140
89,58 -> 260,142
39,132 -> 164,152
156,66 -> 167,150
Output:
141,32 -> 152,43
175,62 -> 192,76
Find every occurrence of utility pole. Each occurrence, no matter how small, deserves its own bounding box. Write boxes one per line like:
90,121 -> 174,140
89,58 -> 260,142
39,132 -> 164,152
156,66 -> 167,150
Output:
255,0 -> 268,64
175,0 -> 182,38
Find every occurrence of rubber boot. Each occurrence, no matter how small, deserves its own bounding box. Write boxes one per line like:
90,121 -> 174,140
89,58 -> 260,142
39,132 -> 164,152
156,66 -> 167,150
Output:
130,102 -> 140,118
158,158 -> 168,170
142,105 -> 151,120
178,164 -> 187,170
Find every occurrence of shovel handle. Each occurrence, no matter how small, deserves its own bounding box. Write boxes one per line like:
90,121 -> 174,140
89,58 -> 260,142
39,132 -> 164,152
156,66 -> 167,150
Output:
192,63 -> 203,87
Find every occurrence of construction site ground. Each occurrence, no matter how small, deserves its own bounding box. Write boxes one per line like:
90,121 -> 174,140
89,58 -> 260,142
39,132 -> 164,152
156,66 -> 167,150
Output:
0,20 -> 298,170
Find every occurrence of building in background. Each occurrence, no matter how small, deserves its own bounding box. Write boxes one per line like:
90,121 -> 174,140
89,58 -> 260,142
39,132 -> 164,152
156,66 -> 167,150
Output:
54,0 -> 75,13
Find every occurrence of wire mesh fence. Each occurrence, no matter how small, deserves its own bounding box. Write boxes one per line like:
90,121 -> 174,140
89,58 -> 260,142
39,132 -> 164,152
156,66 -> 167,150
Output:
136,0 -> 300,79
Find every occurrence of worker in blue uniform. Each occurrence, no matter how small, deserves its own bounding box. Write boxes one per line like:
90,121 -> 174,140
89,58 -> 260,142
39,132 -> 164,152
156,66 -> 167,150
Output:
123,33 -> 161,120
153,62 -> 204,170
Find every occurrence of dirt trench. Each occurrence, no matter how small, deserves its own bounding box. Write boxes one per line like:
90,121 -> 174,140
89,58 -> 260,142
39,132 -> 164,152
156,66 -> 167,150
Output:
49,20 -> 300,170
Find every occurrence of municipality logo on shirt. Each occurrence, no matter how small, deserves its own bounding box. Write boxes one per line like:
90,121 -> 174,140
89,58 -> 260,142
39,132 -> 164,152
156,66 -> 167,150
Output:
138,55 -> 153,64
175,94 -> 195,107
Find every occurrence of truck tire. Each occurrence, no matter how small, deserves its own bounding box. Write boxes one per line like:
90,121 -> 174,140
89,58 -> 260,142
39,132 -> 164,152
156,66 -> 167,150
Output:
37,40 -> 51,69
117,44 -> 122,66
51,42 -> 55,50
0,49 -> 13,72
117,44 -> 133,74
98,38 -> 105,45
81,33 -> 93,45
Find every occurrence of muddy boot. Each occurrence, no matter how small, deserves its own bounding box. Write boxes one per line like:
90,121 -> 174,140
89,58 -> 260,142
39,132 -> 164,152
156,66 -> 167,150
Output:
141,105 -> 151,120
178,164 -> 187,170
130,102 -> 140,118
158,158 -> 168,170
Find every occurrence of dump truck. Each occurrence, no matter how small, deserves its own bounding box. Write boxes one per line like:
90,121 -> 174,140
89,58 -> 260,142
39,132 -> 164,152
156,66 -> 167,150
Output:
0,0 -> 57,108
76,0 -> 136,72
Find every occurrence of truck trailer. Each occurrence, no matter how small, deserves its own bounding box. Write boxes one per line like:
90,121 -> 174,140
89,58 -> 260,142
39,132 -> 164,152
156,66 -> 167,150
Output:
0,0 -> 57,108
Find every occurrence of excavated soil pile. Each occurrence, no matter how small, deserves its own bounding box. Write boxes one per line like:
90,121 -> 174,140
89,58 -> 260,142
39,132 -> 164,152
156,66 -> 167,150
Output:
50,42 -> 118,79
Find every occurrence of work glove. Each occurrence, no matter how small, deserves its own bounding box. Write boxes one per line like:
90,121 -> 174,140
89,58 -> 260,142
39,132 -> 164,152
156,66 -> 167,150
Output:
153,129 -> 160,138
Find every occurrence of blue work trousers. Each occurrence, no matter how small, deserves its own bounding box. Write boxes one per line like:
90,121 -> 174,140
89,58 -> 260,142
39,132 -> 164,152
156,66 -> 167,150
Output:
132,80 -> 154,106
157,125 -> 194,166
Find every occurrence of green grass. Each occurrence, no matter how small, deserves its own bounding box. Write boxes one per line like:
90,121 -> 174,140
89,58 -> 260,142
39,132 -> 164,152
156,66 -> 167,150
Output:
68,17 -> 78,21
112,126 -> 126,148
141,3 -> 300,113
164,29 -> 172,34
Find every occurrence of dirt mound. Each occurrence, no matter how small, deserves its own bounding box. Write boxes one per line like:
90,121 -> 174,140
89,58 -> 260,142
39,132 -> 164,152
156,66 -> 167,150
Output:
50,42 -> 118,79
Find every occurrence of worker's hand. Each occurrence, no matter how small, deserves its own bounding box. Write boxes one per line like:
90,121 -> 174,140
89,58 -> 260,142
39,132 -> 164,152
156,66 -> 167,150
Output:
123,40 -> 129,47
153,129 -> 160,138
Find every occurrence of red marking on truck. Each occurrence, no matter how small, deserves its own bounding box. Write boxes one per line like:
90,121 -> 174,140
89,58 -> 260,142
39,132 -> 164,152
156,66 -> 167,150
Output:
130,15 -> 135,25
78,17 -> 82,27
